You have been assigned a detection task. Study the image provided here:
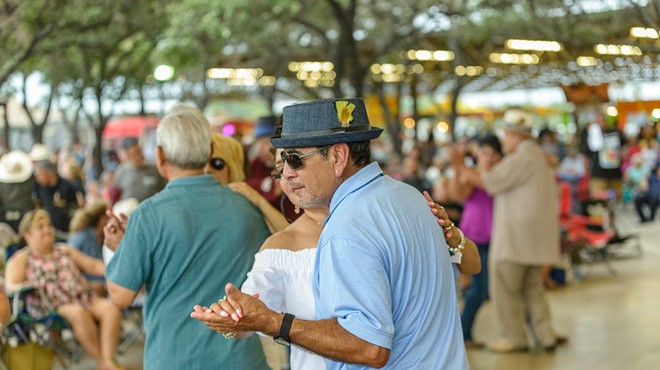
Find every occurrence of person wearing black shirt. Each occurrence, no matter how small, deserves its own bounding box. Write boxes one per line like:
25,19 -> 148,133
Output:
580,112 -> 626,198
33,161 -> 80,234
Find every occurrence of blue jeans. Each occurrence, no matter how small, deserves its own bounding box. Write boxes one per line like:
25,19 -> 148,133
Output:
461,242 -> 489,341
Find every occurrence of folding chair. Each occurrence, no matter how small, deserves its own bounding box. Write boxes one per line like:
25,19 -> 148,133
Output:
559,182 -> 618,277
117,304 -> 144,355
582,190 -> 643,259
2,285 -> 82,369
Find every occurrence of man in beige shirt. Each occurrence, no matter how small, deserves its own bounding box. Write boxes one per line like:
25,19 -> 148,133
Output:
454,109 -> 564,353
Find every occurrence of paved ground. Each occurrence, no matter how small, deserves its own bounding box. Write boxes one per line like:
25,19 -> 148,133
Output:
466,206 -> 660,370
63,205 -> 660,370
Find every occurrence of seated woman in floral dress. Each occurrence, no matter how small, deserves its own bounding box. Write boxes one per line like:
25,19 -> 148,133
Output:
5,209 -> 126,370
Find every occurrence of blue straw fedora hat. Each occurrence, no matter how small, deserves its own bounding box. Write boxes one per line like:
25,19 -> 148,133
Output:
270,98 -> 383,148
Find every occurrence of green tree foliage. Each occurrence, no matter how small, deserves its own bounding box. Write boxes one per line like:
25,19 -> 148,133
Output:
53,0 -> 168,174
159,0 -> 451,98
1,0 -> 168,171
2,0 -> 658,161
0,0 -> 116,88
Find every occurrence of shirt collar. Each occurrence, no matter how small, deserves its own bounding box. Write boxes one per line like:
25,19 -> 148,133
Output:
513,139 -> 534,153
164,174 -> 216,188
326,162 -> 383,225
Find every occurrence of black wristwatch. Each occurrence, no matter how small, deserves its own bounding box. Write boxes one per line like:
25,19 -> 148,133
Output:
273,313 -> 295,345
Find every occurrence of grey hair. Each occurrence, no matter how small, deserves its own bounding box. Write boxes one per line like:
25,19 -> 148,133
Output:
157,104 -> 211,169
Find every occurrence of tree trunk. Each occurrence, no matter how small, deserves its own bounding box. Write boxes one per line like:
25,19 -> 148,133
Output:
262,85 -> 276,115
2,103 -> 9,151
374,80 -> 402,157
21,75 -> 53,146
93,127 -> 105,177
93,84 -> 107,176
352,64 -> 365,98
33,125 -> 45,145
331,40 -> 345,98
448,80 -> 463,143
411,73 -> 419,141
138,87 -> 146,116
198,79 -> 210,111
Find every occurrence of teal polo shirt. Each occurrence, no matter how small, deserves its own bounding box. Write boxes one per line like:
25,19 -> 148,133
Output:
107,175 -> 270,370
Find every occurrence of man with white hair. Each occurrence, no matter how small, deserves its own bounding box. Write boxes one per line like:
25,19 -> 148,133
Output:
104,104 -> 271,370
452,109 -> 565,353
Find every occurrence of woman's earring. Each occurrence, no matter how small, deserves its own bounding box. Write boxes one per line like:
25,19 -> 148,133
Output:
294,206 -> 300,214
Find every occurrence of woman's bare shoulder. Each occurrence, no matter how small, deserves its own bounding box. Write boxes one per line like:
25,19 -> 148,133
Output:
260,229 -> 298,251
259,214 -> 321,252
5,249 -> 28,270
8,248 -> 28,261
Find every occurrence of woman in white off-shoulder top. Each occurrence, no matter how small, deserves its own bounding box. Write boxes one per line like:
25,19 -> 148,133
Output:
228,146 -> 327,369
222,146 -> 480,370
240,196 -> 326,370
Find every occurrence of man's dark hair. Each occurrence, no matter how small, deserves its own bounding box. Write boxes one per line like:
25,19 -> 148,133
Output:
347,141 -> 371,167
34,160 -> 56,174
318,141 -> 371,168
121,137 -> 139,150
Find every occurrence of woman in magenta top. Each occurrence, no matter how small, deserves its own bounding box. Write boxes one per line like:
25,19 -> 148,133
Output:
448,135 -> 503,348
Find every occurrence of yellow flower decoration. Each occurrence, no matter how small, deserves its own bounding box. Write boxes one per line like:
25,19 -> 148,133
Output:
335,101 -> 356,127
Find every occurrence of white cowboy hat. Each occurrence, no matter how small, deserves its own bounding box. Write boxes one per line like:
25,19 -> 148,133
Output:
0,150 -> 34,183
29,143 -> 50,161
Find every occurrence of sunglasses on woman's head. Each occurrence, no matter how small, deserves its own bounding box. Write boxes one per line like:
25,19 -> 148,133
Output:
209,158 -> 226,171
280,146 -> 329,171
270,165 -> 284,180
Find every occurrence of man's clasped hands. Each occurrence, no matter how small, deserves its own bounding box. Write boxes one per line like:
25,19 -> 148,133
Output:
190,283 -> 275,339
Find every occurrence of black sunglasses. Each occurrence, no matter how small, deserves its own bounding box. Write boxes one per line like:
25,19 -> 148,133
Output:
209,158 -> 226,171
280,146 -> 329,171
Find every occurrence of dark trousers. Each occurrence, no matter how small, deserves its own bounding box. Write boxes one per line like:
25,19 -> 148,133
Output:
461,242 -> 489,341
635,192 -> 659,222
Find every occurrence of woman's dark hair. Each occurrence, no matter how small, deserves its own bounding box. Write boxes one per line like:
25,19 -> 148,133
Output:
479,134 -> 503,156
268,115 -> 284,159
273,115 -> 283,137
537,128 -> 555,140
